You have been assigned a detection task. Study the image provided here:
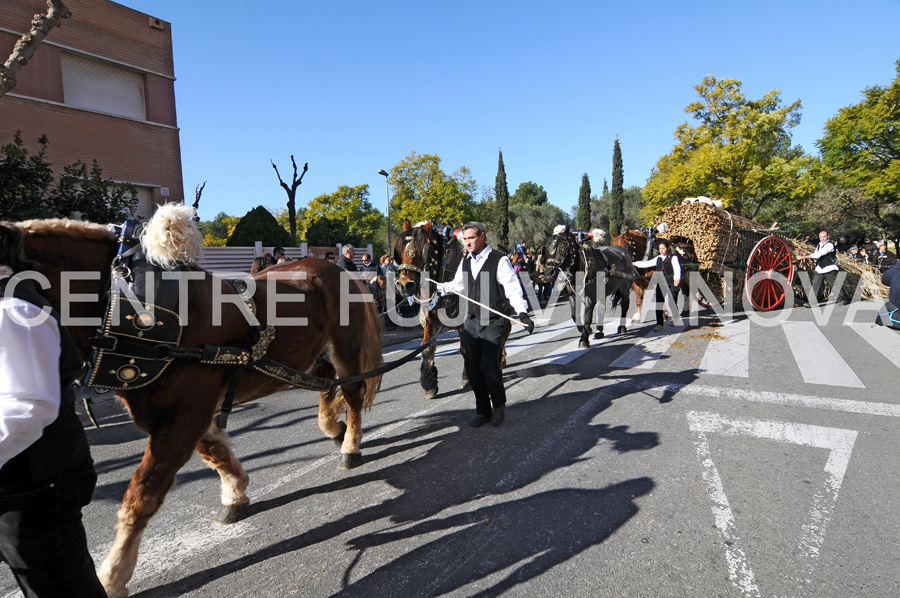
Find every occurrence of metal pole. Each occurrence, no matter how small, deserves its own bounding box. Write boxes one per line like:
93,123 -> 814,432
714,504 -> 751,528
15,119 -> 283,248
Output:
385,177 -> 392,251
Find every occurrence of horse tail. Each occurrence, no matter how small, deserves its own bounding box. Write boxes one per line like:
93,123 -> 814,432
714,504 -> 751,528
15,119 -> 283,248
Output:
357,287 -> 383,410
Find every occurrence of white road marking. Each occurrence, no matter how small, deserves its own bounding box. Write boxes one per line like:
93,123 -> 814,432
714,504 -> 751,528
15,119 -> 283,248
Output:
635,381 -> 900,418
529,319 -> 625,366
687,411 -> 856,596
848,321 -> 900,370
609,324 -> 686,370
781,321 -> 864,388
699,319 -> 750,377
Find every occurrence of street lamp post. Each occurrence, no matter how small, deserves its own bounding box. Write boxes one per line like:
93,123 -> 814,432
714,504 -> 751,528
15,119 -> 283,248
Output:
378,169 -> 392,251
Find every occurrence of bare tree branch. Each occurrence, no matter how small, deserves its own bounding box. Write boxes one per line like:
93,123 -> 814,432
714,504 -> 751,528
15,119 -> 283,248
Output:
1,0 -> 71,99
271,157 -> 309,246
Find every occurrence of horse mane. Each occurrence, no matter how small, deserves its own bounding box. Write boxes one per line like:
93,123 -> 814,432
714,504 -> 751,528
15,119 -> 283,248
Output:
141,203 -> 203,269
16,218 -> 114,242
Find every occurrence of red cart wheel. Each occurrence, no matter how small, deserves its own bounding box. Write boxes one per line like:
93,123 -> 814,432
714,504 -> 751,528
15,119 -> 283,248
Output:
746,235 -> 794,311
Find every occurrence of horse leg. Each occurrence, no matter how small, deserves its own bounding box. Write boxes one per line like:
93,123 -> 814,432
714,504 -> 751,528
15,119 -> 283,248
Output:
631,281 -> 645,322
335,382 -> 367,470
420,318 -> 440,398
309,356 -> 347,446
98,415 -> 212,598
578,292 -> 595,349
458,330 -> 469,388
618,282 -> 630,334
196,423 -> 250,525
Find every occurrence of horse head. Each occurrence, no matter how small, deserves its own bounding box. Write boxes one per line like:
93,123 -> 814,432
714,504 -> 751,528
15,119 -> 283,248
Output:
544,225 -> 576,280
393,219 -> 445,298
613,229 -> 648,262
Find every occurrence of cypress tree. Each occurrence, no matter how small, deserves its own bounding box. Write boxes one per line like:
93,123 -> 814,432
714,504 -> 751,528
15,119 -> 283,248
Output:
610,139 -> 624,236
577,173 -> 591,231
495,149 -> 510,251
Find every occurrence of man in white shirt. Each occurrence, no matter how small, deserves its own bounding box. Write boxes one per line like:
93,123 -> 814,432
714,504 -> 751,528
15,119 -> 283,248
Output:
798,230 -> 846,306
437,222 -> 534,428
0,224 -> 106,597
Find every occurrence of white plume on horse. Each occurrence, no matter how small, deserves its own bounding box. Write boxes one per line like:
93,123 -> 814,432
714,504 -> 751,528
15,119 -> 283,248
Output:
590,228 -> 608,242
657,222 -> 669,234
553,224 -> 567,235
141,203 -> 203,269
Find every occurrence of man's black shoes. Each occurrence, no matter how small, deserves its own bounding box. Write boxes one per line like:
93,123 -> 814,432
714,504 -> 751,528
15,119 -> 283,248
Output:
491,406 -> 505,427
469,414 -> 490,428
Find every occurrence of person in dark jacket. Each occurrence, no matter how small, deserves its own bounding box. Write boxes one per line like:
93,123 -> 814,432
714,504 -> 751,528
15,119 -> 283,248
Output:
0,224 -> 107,597
334,245 -> 358,272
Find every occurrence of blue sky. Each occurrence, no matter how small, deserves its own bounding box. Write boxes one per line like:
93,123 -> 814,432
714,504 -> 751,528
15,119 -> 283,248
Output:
120,0 -> 900,222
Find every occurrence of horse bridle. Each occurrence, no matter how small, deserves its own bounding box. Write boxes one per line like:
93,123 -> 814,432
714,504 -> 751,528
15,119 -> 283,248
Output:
398,229 -> 447,289
546,232 -> 575,276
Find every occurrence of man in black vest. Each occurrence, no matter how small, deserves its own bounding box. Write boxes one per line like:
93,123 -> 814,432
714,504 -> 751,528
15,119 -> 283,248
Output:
0,224 -> 107,597
798,230 -> 847,306
437,222 -> 534,428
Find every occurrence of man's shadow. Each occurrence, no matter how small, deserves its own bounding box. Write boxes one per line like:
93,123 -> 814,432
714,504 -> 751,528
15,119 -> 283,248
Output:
137,382 -> 659,596
338,478 -> 655,596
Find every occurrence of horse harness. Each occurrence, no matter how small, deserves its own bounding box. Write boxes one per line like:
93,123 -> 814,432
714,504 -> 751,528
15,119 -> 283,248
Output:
81,221 -> 436,429
400,226 -> 460,314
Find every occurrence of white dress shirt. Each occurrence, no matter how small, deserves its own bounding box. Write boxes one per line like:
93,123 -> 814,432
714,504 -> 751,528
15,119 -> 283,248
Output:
437,245 -> 529,315
633,254 -> 682,281
0,274 -> 62,471
810,241 -> 839,274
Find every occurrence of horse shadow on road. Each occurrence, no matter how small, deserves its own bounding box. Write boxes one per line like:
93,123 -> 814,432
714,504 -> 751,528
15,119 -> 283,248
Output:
133,377 -> 662,597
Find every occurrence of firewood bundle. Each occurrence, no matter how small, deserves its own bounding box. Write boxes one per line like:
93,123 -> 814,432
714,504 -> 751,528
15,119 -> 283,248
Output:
789,239 -> 889,301
655,202 -> 760,270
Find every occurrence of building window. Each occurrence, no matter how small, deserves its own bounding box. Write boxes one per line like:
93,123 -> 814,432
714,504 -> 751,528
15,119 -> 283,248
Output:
60,53 -> 146,120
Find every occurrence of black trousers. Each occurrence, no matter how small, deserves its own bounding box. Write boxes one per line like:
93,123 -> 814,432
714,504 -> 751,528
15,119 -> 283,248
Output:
462,320 -> 506,417
0,459 -> 107,598
810,270 -> 842,305
653,283 -> 680,326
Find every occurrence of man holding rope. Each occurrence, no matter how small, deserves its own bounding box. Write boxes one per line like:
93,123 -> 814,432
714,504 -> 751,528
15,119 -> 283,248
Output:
436,222 -> 534,428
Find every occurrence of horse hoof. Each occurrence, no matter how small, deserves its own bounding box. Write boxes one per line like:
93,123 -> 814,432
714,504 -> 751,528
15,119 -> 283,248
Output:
460,378 -> 470,389
214,502 -> 251,525
425,387 -> 439,399
593,331 -> 604,340
578,341 -> 590,349
339,452 -> 363,470
617,325 -> 627,334
332,421 -> 347,448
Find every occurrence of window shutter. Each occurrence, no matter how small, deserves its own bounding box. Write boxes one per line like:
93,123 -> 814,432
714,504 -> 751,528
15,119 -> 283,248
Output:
61,53 -> 146,120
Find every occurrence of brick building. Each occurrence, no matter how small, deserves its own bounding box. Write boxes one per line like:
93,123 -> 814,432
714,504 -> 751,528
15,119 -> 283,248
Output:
0,0 -> 184,219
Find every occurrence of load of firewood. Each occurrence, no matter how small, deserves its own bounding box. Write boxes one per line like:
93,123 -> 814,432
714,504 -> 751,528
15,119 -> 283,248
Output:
655,199 -> 761,271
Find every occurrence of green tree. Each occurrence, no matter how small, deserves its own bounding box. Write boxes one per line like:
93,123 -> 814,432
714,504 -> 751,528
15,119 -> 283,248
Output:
0,132 -> 54,220
592,186 -> 644,236
509,203 -> 570,251
0,131 -> 137,223
576,173 -> 591,231
53,159 -> 137,224
227,205 -> 291,247
609,139 -> 625,236
301,184 -> 382,247
643,76 -> 815,221
199,211 -> 239,247
388,151 -> 477,228
510,181 -> 548,206
495,149 -> 510,251
817,59 -> 900,236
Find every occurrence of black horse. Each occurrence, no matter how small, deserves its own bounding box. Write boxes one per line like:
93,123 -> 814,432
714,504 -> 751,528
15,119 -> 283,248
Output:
544,228 -> 634,349
393,220 -> 511,398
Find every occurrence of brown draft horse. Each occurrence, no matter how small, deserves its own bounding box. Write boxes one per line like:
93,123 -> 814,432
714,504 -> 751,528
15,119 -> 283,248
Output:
17,205 -> 382,598
392,220 -> 511,399
612,229 -> 699,322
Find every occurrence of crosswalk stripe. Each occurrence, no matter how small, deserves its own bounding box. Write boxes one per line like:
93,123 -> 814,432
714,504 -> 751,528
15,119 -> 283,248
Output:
847,322 -> 900,370
781,321 -> 865,388
699,319 -> 750,377
609,324 -> 686,370
530,319 -> 628,366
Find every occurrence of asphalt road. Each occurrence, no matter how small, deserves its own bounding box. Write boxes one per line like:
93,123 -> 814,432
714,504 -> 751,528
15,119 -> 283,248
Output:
2,296 -> 899,597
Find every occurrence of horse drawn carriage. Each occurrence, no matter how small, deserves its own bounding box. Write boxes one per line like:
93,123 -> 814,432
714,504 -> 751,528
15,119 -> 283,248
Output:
650,198 -> 796,312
